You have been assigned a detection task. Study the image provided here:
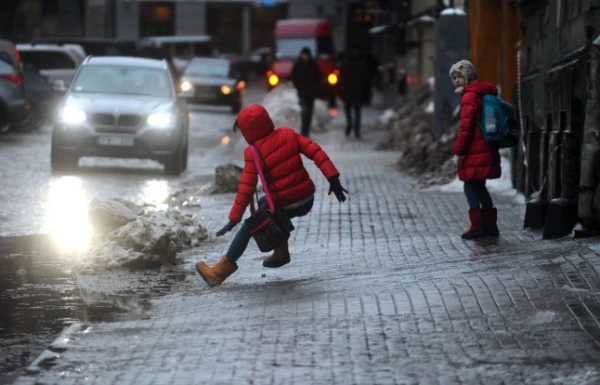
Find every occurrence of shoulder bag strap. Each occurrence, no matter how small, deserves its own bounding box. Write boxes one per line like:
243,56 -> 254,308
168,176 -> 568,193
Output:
249,145 -> 275,212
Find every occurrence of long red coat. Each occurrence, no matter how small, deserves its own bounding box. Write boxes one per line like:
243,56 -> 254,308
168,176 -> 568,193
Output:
228,104 -> 340,222
452,81 -> 502,181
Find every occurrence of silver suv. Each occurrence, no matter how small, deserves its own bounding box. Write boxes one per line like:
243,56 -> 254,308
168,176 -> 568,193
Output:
51,56 -> 190,175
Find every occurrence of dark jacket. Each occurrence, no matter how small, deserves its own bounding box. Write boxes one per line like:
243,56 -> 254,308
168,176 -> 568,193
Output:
339,53 -> 367,104
291,57 -> 322,100
453,81 -> 502,181
228,105 -> 339,222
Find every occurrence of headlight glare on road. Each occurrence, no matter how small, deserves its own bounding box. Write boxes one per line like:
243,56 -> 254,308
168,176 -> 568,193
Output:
221,85 -> 231,95
60,108 -> 86,124
147,112 -> 175,128
181,81 -> 193,92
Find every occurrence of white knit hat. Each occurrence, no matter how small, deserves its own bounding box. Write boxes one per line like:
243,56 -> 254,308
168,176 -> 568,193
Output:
449,60 -> 478,83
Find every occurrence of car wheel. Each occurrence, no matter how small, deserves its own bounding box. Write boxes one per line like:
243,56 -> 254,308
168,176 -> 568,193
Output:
50,141 -> 78,172
164,136 -> 185,176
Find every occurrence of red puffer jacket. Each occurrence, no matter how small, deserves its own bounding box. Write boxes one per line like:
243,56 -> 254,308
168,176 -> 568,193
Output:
452,81 -> 502,181
228,104 -> 340,222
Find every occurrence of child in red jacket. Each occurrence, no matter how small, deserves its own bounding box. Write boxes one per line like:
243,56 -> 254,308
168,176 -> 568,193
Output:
196,104 -> 348,287
449,60 -> 501,240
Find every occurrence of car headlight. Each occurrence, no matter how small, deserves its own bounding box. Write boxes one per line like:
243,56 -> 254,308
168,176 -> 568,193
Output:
221,85 -> 231,95
181,81 -> 193,92
147,112 -> 175,128
59,108 -> 86,124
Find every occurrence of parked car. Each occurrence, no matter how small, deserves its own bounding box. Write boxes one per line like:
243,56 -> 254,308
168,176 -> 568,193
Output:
17,44 -> 86,90
22,63 -> 64,125
51,56 -> 189,175
179,57 -> 244,113
0,50 -> 31,134
139,35 -> 213,73
0,39 -> 22,72
29,37 -> 140,57
235,47 -> 272,80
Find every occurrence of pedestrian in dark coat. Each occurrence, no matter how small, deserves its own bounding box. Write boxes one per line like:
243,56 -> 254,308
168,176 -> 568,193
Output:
195,105 -> 348,287
339,48 -> 367,138
291,47 -> 322,137
449,60 -> 501,240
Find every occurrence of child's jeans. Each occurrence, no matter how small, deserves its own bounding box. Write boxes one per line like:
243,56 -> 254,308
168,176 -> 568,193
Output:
225,196 -> 314,263
463,180 -> 494,210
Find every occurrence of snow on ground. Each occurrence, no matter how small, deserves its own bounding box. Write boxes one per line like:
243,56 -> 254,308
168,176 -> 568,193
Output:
377,108 -> 397,126
428,150 -> 527,204
72,199 -> 208,274
262,82 -> 332,132
424,101 -> 434,114
441,8 -> 467,15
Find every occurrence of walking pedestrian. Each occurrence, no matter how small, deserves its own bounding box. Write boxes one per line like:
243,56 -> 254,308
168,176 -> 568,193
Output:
449,60 -> 501,240
291,47 -> 322,137
195,104 -> 348,287
339,47 -> 367,138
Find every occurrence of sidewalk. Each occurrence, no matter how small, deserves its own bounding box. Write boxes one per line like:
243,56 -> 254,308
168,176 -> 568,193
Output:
13,110 -> 600,385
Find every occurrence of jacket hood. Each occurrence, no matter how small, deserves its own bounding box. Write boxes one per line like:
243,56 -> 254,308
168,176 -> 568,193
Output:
464,80 -> 498,97
236,104 -> 275,144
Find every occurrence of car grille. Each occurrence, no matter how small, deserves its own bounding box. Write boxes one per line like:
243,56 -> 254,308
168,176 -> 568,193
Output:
92,113 -> 115,126
92,113 -> 144,134
195,85 -> 221,97
118,114 -> 142,127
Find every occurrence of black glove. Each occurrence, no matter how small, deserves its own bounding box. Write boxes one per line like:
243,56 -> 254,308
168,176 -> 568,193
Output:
216,220 -> 238,237
328,175 -> 348,203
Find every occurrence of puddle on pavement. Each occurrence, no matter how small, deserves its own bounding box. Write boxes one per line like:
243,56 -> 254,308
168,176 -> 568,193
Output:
0,234 -> 188,384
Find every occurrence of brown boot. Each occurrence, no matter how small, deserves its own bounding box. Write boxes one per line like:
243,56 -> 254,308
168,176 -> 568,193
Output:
195,256 -> 238,287
263,242 -> 291,268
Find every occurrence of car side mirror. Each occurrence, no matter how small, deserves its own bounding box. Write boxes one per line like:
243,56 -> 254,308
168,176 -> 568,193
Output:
53,79 -> 67,92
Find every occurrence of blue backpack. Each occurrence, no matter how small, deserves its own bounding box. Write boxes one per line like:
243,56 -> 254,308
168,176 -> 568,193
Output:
478,95 -> 520,148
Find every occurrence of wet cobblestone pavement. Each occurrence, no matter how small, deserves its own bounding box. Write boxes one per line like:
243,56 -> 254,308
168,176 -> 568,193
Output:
8,112 -> 600,384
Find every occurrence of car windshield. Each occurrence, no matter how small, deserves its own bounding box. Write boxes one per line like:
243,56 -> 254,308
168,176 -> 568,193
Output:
184,60 -> 230,78
71,65 -> 172,97
276,38 -> 316,59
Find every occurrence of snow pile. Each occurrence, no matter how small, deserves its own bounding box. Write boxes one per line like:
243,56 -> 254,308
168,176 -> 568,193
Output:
73,199 -> 208,274
441,8 -> 467,15
262,82 -> 332,133
433,150 -> 526,204
168,163 -> 245,207
87,198 -> 144,236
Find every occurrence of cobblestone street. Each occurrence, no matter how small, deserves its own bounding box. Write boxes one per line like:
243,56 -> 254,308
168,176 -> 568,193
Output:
12,112 -> 600,385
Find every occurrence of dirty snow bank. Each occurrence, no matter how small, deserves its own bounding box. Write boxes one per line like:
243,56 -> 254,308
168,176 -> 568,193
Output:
429,150 -> 526,204
167,163 -> 246,208
262,82 -> 332,133
374,82 -> 460,187
73,198 -> 208,274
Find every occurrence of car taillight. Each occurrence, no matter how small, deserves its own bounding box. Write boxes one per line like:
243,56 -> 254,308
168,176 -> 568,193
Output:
3,74 -> 23,86
327,73 -> 338,85
231,57 -> 238,64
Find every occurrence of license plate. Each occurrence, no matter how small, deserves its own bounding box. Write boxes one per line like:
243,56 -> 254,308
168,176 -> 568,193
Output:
97,136 -> 134,147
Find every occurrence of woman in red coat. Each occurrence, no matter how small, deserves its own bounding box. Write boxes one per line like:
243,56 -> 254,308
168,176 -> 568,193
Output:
196,104 -> 348,287
449,60 -> 501,240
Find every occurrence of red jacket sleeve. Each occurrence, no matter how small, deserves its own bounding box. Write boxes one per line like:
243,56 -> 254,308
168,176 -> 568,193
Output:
296,132 -> 339,179
452,93 -> 479,156
228,147 -> 258,222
